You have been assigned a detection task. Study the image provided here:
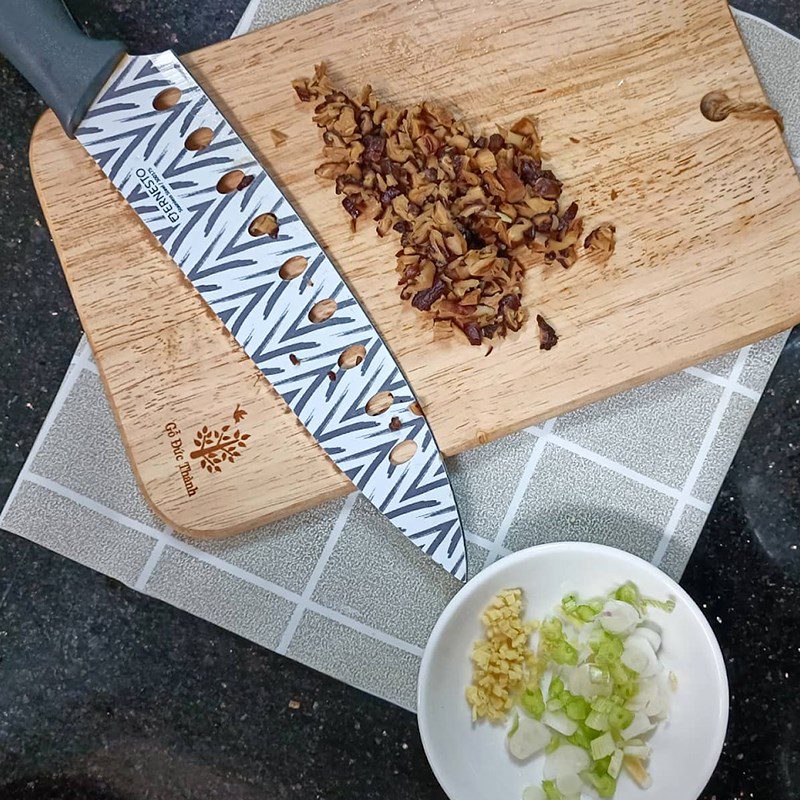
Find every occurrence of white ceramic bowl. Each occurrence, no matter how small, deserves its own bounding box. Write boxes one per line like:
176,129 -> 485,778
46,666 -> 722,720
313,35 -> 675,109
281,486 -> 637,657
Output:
418,543 -> 728,800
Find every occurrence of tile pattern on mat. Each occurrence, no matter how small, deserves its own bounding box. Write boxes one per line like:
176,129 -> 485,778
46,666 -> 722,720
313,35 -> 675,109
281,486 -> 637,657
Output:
171,496 -> 346,594
448,431 -> 538,542
312,496 -> 461,649
657,505 -> 708,578
692,392 -> 759,505
696,350 -> 740,378
287,611 -> 422,710
737,333 -> 790,392
31,369 -> 164,530
504,443 -> 676,559
2,6 -> 798,713
145,546 -> 296,649
553,372 -> 723,487
2,481 -> 156,586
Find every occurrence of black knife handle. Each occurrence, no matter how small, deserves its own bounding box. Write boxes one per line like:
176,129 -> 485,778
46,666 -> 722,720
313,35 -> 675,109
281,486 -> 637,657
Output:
0,0 -> 125,137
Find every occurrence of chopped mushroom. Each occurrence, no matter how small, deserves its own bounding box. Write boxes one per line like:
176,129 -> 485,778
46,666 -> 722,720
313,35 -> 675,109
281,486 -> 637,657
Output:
536,314 -> 558,351
584,223 -> 616,257
293,63 -> 599,345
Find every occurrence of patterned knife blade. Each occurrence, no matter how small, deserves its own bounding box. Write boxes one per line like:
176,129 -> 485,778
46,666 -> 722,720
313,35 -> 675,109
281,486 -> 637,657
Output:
75,52 -> 467,581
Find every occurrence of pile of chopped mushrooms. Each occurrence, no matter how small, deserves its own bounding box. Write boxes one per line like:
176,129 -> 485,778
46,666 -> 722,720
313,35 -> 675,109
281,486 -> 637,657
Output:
293,64 -> 615,349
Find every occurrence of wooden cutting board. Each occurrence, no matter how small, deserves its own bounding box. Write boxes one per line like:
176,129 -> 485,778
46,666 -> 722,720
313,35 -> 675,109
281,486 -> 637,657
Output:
29,0 -> 800,537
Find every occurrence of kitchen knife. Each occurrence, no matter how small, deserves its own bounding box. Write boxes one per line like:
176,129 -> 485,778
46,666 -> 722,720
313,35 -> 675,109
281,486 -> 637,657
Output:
0,0 -> 468,580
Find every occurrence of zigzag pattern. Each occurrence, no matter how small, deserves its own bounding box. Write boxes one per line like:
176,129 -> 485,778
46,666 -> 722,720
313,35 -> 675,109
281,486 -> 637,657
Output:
77,52 -> 467,580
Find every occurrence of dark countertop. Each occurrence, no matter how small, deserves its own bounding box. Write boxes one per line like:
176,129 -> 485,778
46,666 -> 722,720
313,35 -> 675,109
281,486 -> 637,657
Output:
0,2 -> 798,798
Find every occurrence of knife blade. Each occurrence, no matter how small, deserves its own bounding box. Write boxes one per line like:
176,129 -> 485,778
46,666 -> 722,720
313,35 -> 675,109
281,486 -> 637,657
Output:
0,0 -> 467,580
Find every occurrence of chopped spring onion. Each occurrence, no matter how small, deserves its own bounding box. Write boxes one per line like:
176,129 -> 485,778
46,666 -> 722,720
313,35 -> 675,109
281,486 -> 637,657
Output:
540,619 -> 580,666
590,696 -> 615,714
548,676 -> 565,700
521,687 -> 546,719
614,582 -> 641,608
587,770 -> 617,798
621,711 -> 655,740
589,731 -> 616,761
608,704 -> 634,731
566,723 -> 594,751
547,697 -> 565,712
541,780 -> 563,800
562,593 -> 603,623
585,710 -> 610,731
551,640 -> 579,665
644,596 -> 676,613
545,735 -> 562,754
615,581 -> 676,614
564,696 -> 590,721
593,633 -> 624,662
608,748 -> 624,779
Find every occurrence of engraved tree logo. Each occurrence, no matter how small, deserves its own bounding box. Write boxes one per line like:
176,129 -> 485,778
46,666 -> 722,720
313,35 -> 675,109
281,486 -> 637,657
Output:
189,424 -> 250,474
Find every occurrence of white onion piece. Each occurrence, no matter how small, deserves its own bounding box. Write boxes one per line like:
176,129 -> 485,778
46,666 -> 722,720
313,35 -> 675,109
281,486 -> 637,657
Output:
621,636 -> 659,677
507,715 -> 551,761
543,744 -> 591,781
628,677 -> 656,711
556,771 -> 583,796
625,693 -> 645,712
621,711 -> 655,740
566,663 -> 612,699
631,674 -> 669,718
650,672 -> 672,717
522,788 -> 546,800
598,600 -> 640,635
542,710 -> 578,736
623,743 -> 652,759
634,624 -> 662,652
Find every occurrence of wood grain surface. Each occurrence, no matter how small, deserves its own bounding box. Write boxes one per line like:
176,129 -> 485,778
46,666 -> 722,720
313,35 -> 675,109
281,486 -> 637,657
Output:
29,0 -> 800,537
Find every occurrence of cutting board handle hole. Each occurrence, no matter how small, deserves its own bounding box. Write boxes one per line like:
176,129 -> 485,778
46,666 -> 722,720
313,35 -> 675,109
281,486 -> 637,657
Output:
217,170 -> 255,194
152,87 -> 182,110
365,391 -> 394,416
308,298 -> 338,323
338,344 -> 367,369
700,90 -> 783,130
389,440 -> 417,465
185,127 -> 214,151
279,256 -> 308,279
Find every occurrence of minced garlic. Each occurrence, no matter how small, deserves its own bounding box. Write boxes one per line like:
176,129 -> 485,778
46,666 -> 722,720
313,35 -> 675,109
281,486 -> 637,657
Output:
465,588 -> 536,722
